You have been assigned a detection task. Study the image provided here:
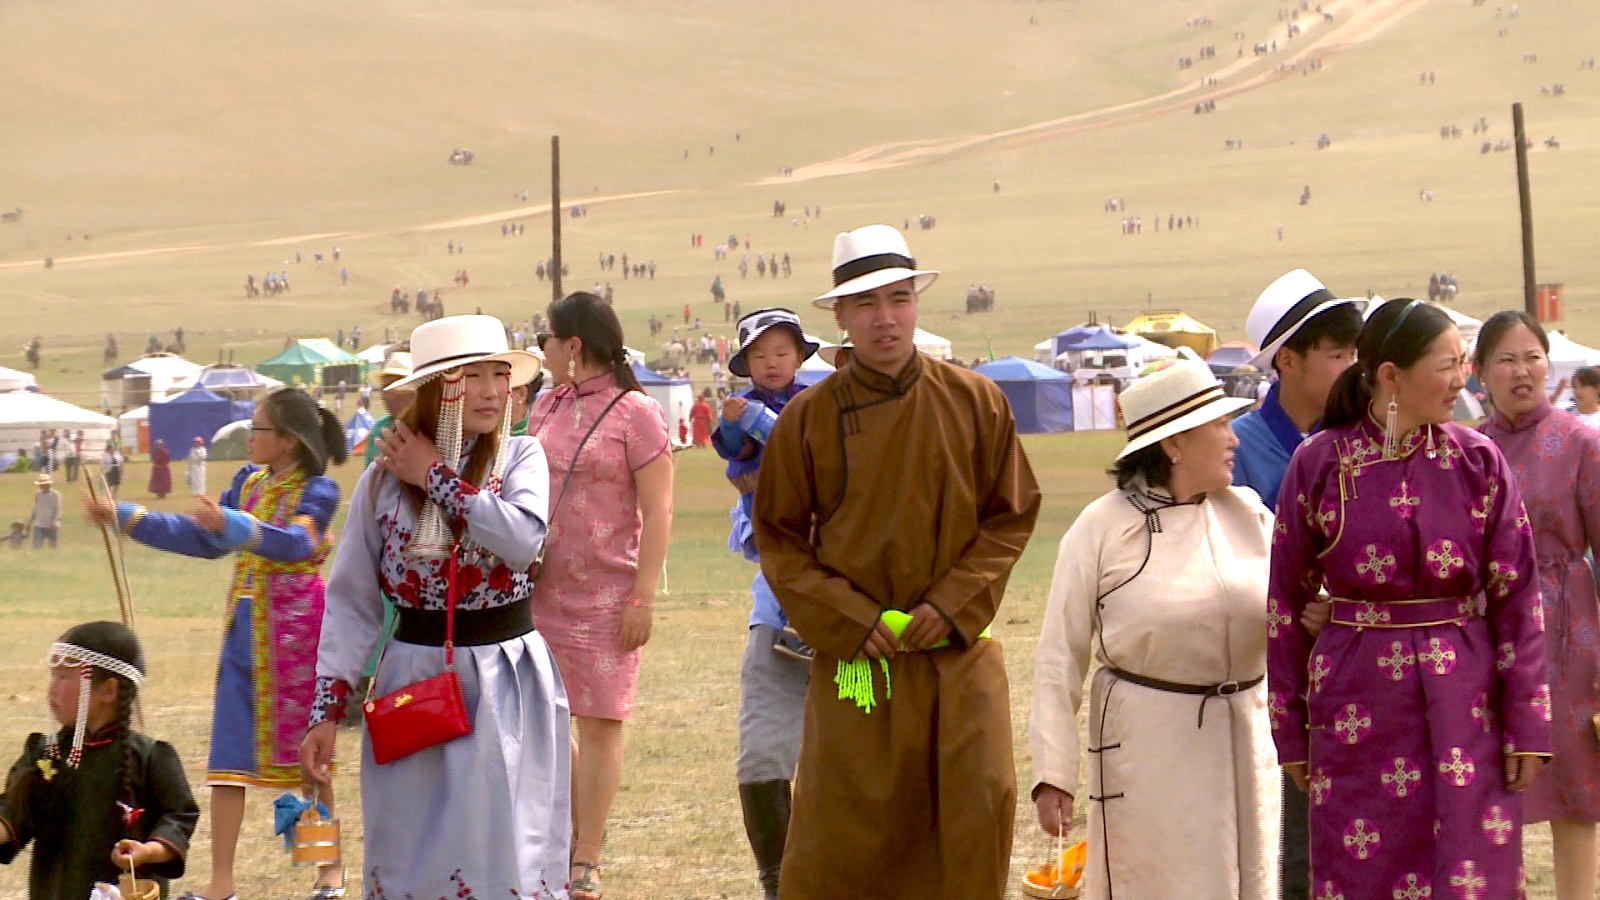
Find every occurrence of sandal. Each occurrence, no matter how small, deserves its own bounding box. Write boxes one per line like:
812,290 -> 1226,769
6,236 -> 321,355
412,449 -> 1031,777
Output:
308,865 -> 347,900
570,861 -> 602,900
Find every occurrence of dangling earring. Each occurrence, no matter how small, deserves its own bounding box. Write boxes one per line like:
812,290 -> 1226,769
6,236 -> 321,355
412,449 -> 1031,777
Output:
1383,397 -> 1400,459
566,357 -> 577,380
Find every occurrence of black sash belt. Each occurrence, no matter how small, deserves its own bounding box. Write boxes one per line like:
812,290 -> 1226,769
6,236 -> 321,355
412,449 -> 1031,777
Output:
395,595 -> 534,647
1108,667 -> 1264,729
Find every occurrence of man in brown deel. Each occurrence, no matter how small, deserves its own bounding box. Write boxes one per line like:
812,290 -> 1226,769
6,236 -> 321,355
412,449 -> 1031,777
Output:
755,224 -> 1041,898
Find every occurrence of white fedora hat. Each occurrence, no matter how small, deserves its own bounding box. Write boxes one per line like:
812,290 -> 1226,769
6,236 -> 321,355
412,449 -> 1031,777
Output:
813,224 -> 939,308
1117,359 -> 1256,460
728,308 -> 820,378
1246,269 -> 1369,370
388,316 -> 540,391
370,351 -> 414,388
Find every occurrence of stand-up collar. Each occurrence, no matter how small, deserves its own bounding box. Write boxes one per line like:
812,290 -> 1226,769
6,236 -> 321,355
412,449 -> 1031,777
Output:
1490,396 -> 1553,434
847,353 -> 923,397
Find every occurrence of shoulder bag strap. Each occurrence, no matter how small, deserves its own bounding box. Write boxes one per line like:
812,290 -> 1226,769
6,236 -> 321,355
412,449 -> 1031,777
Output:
547,389 -> 629,522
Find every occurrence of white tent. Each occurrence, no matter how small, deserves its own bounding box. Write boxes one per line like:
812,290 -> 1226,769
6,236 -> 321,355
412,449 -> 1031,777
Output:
125,353 -> 203,396
356,343 -> 398,366
118,406 -> 150,451
914,328 -> 952,361
0,365 -> 37,392
0,392 -> 116,453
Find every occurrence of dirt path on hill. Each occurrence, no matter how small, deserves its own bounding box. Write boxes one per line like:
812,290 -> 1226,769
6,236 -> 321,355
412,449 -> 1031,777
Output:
0,191 -> 677,271
755,0 -> 1433,184
0,1 -> 1429,271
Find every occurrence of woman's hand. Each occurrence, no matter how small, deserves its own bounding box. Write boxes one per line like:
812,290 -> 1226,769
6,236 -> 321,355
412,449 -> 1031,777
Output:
1283,762 -> 1310,793
1504,754 -> 1545,791
300,722 -> 338,788
1034,785 -> 1073,837
1301,599 -> 1333,636
82,494 -> 116,527
620,600 -> 653,651
374,421 -> 443,488
190,495 -> 224,533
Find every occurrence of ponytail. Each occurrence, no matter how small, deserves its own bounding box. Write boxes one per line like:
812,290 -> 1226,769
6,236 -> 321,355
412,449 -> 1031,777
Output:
260,388 -> 348,476
614,356 -> 643,395
1321,365 -> 1370,430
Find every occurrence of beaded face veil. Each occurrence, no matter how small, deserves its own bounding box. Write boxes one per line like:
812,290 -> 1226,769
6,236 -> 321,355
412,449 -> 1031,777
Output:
405,365 -> 515,561
44,642 -> 144,772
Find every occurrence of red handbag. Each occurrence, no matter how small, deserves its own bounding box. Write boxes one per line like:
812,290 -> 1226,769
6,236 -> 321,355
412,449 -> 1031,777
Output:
364,553 -> 472,765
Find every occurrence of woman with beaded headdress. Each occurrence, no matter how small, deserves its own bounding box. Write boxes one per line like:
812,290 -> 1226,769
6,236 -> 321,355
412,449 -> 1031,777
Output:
529,291 -> 673,900
1,621 -> 200,900
84,387 -> 348,900
1268,299 -> 1551,898
301,314 -> 572,898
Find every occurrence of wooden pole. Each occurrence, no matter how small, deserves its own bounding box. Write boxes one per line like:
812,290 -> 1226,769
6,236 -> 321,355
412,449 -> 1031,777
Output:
550,135 -> 563,300
1512,102 -> 1537,317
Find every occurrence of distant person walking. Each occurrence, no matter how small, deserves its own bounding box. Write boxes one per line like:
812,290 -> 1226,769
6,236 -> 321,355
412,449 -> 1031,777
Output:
186,436 -> 208,495
30,473 -> 61,548
148,439 -> 172,499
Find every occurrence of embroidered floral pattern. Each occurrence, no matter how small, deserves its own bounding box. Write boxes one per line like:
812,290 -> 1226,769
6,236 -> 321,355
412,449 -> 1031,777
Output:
1310,654 -> 1333,694
1356,544 -> 1398,585
1343,818 -> 1381,860
1392,872 -> 1432,899
1268,596 -> 1293,638
1378,642 -> 1416,681
1449,859 -> 1487,899
1389,481 -> 1421,520
1425,539 -> 1465,579
1438,747 -> 1477,788
1481,805 -> 1514,846
1381,757 -> 1422,799
1418,637 -> 1458,677
1311,768 -> 1332,806
1333,703 -> 1374,745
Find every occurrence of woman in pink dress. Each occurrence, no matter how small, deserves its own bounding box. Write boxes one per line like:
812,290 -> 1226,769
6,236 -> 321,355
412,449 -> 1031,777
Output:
530,291 -> 673,900
1477,310 -> 1600,900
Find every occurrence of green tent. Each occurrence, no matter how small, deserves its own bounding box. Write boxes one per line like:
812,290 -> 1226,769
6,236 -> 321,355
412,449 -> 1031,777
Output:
256,339 -> 367,388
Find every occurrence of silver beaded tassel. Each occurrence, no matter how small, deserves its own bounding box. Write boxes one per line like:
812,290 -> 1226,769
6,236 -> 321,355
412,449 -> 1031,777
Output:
408,369 -> 466,560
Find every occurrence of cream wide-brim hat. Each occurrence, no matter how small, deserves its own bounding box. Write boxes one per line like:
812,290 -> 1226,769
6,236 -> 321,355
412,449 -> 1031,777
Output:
812,224 -> 939,308
387,316 -> 541,390
1247,269 -> 1370,370
1116,359 -> 1257,460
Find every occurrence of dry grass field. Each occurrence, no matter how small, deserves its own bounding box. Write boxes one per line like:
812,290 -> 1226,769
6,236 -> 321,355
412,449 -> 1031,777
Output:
2,0 -> 1597,896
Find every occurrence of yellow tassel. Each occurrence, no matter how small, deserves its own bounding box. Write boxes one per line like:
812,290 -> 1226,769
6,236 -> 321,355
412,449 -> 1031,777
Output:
835,658 -> 892,713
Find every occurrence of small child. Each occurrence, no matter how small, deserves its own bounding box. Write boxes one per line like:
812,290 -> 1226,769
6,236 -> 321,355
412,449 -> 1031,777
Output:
0,621 -> 199,900
2,521 -> 27,548
712,307 -> 819,900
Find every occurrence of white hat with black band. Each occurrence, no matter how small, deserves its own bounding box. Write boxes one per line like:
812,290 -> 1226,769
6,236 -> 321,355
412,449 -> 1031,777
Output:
812,224 -> 939,309
1117,359 -> 1257,460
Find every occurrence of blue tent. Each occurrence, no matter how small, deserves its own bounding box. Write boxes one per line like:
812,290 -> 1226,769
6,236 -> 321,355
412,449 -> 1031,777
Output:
148,389 -> 237,451
1059,326 -> 1140,352
975,356 -> 1074,434
1049,326 -> 1101,359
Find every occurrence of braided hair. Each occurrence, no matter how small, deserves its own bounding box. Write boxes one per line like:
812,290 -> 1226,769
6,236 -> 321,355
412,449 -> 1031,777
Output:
6,622 -> 145,834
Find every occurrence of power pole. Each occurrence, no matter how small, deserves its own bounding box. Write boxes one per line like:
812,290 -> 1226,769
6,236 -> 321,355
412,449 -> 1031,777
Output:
550,135 -> 563,300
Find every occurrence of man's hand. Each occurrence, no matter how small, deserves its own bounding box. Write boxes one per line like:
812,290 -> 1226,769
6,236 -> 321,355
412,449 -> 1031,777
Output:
1301,599 -> 1332,636
900,603 -> 953,651
861,620 -> 897,660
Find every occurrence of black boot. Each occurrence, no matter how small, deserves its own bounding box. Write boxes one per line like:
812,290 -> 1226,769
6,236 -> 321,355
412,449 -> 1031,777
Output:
738,780 -> 791,900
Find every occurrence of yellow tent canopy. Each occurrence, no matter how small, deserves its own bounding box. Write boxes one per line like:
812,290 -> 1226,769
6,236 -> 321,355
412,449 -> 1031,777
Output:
1123,310 -> 1218,357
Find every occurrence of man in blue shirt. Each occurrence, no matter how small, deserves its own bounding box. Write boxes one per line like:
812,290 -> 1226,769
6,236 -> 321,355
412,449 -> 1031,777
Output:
1232,269 -> 1365,900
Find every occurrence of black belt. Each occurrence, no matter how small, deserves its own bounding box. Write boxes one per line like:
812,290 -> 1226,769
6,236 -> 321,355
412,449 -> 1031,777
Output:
1108,668 -> 1264,729
395,595 -> 534,647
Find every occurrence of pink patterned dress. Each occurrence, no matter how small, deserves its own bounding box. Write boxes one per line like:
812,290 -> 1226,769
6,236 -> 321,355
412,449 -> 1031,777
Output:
530,373 -> 671,720
1482,399 -> 1600,823
1269,418 -> 1550,899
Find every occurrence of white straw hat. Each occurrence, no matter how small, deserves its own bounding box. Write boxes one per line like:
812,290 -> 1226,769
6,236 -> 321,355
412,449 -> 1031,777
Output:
1117,359 -> 1256,460
388,316 -> 540,390
813,225 -> 939,308
1246,269 -> 1368,370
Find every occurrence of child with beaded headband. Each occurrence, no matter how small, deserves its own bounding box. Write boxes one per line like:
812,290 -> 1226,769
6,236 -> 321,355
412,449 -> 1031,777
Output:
1,621 -> 199,900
